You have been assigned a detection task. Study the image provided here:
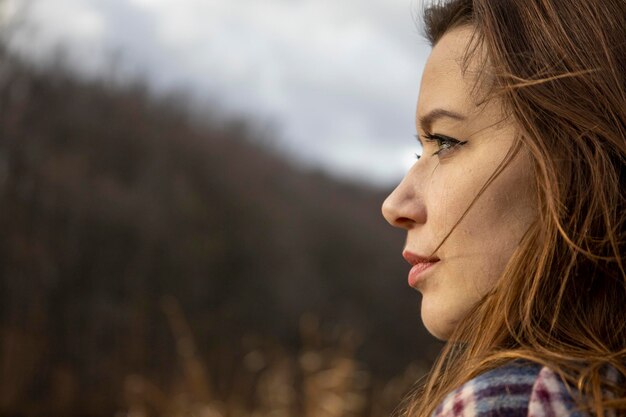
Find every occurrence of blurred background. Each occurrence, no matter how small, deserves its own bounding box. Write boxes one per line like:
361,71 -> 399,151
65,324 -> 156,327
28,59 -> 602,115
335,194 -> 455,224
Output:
0,0 -> 442,416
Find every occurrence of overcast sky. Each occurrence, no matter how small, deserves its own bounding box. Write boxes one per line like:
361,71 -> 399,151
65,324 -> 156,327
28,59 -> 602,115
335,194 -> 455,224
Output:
5,0 -> 431,187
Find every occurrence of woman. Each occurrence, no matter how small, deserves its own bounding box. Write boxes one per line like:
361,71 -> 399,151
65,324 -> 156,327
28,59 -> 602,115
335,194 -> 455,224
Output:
382,0 -> 625,416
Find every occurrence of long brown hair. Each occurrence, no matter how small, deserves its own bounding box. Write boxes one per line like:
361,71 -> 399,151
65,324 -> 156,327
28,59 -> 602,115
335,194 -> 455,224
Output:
400,0 -> 626,416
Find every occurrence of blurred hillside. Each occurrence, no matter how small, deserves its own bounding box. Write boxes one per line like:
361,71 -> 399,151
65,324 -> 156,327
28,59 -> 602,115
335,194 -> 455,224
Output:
0,29 -> 440,417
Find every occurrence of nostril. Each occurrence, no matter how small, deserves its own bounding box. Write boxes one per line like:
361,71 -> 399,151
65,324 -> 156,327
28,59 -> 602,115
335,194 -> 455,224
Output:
394,217 -> 416,228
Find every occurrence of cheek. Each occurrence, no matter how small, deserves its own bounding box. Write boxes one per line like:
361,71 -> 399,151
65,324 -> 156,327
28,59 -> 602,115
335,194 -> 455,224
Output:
426,172 -> 456,242
429,152 -> 536,290
427,165 -> 485,245
470,153 -> 536,241
460,156 -> 534,277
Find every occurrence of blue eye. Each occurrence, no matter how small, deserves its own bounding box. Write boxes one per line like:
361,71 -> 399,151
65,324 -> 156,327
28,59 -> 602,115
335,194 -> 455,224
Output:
422,133 -> 467,157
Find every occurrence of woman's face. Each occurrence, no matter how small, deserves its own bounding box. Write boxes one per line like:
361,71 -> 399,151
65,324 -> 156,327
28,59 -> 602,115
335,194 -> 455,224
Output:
382,27 -> 536,340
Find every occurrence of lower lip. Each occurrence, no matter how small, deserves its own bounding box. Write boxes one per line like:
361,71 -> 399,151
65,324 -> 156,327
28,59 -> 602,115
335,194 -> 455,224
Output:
408,262 -> 438,288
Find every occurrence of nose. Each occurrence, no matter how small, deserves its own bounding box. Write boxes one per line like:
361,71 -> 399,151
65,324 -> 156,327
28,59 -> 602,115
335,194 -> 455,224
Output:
381,170 -> 427,229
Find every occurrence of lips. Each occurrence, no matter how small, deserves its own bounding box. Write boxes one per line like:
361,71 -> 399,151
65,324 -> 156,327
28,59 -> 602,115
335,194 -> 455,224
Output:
403,251 -> 440,288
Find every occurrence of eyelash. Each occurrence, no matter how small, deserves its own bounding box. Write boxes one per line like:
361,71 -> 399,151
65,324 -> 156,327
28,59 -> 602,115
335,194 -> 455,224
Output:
414,133 -> 468,160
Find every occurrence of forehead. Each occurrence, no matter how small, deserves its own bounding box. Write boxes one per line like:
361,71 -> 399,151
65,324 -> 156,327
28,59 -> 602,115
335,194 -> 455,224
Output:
417,26 -> 485,125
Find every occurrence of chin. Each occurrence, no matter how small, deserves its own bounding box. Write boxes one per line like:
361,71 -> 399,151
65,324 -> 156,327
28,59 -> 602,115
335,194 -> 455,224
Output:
423,320 -> 452,341
421,302 -> 454,341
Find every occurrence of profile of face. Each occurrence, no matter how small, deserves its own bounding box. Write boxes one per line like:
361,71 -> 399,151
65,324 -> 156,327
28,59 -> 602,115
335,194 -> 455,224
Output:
382,27 -> 536,340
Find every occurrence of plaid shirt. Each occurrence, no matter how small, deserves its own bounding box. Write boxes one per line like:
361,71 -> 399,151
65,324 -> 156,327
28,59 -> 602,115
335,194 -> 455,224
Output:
432,363 -> 588,417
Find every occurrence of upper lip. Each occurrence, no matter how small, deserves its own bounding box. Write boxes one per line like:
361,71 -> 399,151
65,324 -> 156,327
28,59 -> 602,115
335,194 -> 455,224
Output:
402,250 -> 440,266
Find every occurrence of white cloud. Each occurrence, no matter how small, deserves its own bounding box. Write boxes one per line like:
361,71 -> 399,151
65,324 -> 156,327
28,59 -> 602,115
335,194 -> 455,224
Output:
7,0 -> 432,186
7,0 -> 105,62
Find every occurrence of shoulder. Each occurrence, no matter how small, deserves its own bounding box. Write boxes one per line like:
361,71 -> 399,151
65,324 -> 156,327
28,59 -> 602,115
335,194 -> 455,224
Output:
432,363 -> 587,417
527,366 -> 588,417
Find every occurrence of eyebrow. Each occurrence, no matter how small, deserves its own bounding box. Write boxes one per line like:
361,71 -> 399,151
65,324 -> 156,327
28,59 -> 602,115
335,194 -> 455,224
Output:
418,108 -> 467,132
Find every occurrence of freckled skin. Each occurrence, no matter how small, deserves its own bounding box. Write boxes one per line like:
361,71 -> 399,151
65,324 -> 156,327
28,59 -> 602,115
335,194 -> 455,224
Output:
382,27 -> 536,340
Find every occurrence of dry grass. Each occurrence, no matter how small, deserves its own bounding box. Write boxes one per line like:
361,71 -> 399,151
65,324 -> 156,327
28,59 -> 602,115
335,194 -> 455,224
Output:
0,296 -> 429,417
117,297 -> 428,417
